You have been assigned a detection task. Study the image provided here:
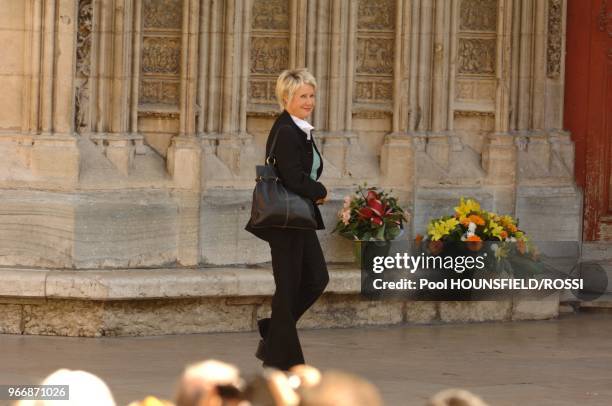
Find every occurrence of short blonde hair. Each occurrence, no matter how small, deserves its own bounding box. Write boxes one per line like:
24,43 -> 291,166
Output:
275,68 -> 317,110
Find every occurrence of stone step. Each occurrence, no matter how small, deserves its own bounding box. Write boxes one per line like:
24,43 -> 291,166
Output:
0,265 -> 360,301
0,266 -> 562,337
578,293 -> 612,310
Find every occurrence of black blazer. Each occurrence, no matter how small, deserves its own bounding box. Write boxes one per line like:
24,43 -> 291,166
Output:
245,111 -> 327,240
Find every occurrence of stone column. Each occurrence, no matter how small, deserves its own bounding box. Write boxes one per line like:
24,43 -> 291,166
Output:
483,0 -> 516,215
211,0 -> 255,178
167,0 -> 201,190
381,0 -> 414,189
315,0 -> 356,177
425,0 -> 454,169
75,0 -> 139,176
21,0 -> 43,135
514,0 -> 573,184
40,0 -> 56,135
168,0 -> 202,267
31,0 -> 80,188
409,0 -> 441,171
290,0 -> 308,67
107,0 -> 138,175
539,0 -> 572,180
310,0 -> 331,129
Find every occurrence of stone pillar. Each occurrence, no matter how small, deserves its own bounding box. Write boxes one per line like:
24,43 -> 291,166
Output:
513,0 -> 574,188
417,0 -> 434,133
77,0 -> 139,176
381,0 -> 414,189
482,0 -> 516,215
211,0 -> 255,176
106,0 -> 137,175
316,0 -> 356,177
129,0 -> 142,135
40,0 -> 56,134
31,0 -> 80,188
167,0 -> 201,190
22,0 -> 43,134
425,0 -> 454,169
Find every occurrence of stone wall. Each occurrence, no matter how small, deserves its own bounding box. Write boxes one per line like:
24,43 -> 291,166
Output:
0,0 -> 579,269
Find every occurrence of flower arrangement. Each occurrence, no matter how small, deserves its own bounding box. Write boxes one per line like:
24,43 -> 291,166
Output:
332,184 -> 409,241
417,197 -> 539,260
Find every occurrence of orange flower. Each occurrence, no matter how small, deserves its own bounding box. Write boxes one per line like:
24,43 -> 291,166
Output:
415,234 -> 424,244
517,239 -> 526,255
460,214 -> 485,227
465,235 -> 482,251
500,230 -> 508,239
507,224 -> 518,233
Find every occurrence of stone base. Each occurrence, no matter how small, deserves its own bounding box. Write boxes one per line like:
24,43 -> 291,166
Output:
0,266 -> 561,337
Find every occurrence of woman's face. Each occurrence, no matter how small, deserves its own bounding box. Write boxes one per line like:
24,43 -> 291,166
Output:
286,84 -> 315,120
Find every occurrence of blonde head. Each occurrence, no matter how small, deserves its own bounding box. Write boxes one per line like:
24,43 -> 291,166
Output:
275,68 -> 317,110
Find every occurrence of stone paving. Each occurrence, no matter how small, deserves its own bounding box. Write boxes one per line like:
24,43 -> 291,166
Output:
1,313 -> 611,406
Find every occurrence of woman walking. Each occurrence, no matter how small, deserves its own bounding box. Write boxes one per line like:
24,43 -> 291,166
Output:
245,68 -> 329,371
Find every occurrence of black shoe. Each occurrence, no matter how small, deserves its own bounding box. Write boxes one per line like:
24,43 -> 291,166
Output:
255,339 -> 265,361
257,318 -> 270,339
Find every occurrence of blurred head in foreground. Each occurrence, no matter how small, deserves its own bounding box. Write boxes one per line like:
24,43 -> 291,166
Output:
127,396 -> 174,406
287,365 -> 321,391
427,388 -> 488,406
175,359 -> 245,406
15,368 -> 115,406
298,370 -> 383,406
244,368 -> 300,406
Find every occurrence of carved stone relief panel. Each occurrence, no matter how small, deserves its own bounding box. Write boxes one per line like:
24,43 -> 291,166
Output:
140,80 -> 180,105
143,0 -> 182,29
455,0 -> 497,109
455,79 -> 496,101
252,0 -> 289,30
75,0 -> 93,132
459,0 -> 497,32
356,38 -> 394,75
354,80 -> 393,103
250,37 -> 290,74
354,0 -> 395,110
357,0 -> 395,31
248,0 -> 290,110
138,0 -> 183,109
457,38 -> 496,74
547,0 -> 562,78
141,37 -> 181,74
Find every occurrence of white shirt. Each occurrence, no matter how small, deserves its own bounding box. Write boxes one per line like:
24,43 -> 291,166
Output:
290,114 -> 314,140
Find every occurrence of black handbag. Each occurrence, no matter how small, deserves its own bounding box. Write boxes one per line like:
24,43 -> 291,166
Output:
249,125 -> 317,229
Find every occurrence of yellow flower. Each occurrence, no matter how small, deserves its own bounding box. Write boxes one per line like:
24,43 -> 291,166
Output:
427,217 -> 459,241
499,215 -> 516,226
454,197 -> 481,219
488,220 -> 505,240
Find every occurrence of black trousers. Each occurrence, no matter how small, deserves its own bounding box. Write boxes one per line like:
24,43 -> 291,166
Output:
258,228 -> 329,370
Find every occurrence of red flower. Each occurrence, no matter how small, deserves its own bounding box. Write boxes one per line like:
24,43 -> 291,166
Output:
371,217 -> 383,226
358,207 -> 374,219
368,199 -> 385,217
366,190 -> 379,201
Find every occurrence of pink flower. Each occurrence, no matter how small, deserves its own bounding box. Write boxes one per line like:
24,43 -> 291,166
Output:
342,210 -> 351,225
343,196 -> 351,209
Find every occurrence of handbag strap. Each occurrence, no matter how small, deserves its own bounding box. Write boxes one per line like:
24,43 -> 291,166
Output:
266,125 -> 292,166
